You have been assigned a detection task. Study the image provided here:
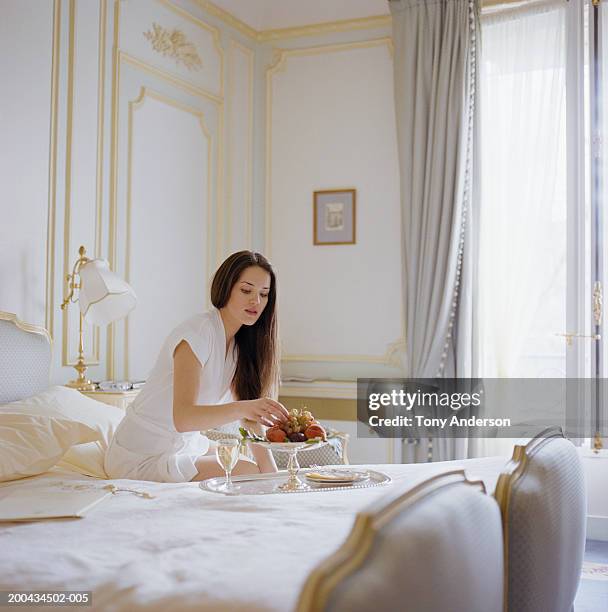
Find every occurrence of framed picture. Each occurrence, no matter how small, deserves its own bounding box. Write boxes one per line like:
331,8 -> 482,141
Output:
313,189 -> 356,245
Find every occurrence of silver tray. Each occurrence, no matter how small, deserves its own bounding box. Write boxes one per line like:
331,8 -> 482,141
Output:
199,469 -> 392,496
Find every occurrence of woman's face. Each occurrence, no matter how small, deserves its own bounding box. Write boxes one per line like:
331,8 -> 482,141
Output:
225,266 -> 272,326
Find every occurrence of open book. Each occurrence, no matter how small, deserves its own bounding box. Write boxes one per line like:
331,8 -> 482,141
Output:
0,488 -> 111,522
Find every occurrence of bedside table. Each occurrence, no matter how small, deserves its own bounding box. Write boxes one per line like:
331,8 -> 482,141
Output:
80,389 -> 140,410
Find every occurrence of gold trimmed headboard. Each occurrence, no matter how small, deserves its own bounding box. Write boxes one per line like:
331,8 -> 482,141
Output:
297,470 -> 502,612
0,311 -> 52,403
494,426 -> 586,612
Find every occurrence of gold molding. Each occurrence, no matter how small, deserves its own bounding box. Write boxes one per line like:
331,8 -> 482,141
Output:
494,426 -> 565,611
121,51 -> 223,104
62,0 -> 101,369
198,0 -> 535,45
245,41 -> 254,249
282,349 -> 405,367
61,0 -> 77,368
124,87 -> 214,379
45,0 -> 61,341
95,0 -> 107,263
194,0 -> 528,44
143,22 -> 203,71
280,381 -> 357,401
107,0 -> 121,379
216,102 -> 225,269
0,311 -> 52,346
266,38 -> 405,367
226,40 -> 254,254
198,1 -> 391,43
259,15 -> 393,43
278,397 -> 356,421
197,0 -> 258,41
159,0 -> 224,98
93,0 -> 107,371
296,470 -> 486,612
61,0 -> 76,367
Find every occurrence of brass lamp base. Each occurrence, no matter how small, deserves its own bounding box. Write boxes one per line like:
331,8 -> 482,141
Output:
65,378 -> 96,392
65,354 -> 96,392
61,246 -> 97,394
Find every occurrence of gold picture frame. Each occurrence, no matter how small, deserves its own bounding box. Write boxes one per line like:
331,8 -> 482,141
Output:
313,189 -> 356,245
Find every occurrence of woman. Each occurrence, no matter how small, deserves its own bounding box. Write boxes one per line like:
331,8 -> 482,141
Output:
105,250 -> 288,482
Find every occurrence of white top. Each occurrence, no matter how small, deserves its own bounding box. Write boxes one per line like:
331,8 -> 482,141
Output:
106,308 -> 237,480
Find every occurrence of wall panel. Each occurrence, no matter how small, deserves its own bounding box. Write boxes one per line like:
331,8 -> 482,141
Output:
121,0 -> 223,98
267,40 -> 404,376
63,0 -> 104,370
106,0 -> 224,380
0,1 -> 55,327
226,40 -> 254,254
126,89 -> 210,379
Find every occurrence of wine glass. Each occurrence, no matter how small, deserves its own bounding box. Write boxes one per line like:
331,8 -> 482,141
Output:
215,438 -> 240,493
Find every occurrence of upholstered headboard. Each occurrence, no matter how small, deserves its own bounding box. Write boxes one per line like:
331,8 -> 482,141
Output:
0,311 -> 52,403
297,470 -> 504,612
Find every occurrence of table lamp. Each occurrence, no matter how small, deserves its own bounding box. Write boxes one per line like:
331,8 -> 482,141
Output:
61,245 -> 136,390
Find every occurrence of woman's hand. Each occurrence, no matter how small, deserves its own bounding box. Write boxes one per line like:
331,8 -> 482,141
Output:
239,398 -> 288,427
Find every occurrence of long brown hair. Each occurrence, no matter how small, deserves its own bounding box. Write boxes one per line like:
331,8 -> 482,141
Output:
210,251 -> 280,401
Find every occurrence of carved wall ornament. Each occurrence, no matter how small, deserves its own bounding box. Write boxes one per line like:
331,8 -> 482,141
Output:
143,23 -> 203,71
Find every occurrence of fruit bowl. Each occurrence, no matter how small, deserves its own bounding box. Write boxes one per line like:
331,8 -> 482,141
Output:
249,439 -> 328,492
240,408 -> 330,491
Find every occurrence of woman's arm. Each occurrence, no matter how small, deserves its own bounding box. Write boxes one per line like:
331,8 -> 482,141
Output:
241,418 -> 278,472
172,340 -> 288,433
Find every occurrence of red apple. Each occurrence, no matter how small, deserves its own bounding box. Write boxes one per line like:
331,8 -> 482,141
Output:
267,427 -> 287,442
305,424 -> 326,441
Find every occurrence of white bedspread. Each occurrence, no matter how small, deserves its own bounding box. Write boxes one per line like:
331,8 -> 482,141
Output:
0,457 -> 508,611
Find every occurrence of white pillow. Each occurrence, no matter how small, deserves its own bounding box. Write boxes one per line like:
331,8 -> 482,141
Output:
0,386 -> 125,478
0,413 -> 100,482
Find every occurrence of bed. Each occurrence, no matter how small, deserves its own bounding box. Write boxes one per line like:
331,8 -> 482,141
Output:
0,311 -> 509,611
0,458 -> 508,611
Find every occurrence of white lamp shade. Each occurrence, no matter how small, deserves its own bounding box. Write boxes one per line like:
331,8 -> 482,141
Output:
78,259 -> 137,326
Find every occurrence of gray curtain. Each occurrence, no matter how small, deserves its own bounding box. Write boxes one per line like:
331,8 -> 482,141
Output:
390,0 -> 480,461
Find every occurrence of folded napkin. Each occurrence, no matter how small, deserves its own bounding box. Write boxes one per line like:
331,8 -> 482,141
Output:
305,469 -> 369,483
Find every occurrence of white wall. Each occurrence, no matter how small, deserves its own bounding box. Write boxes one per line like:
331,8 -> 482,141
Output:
0,0 -> 54,327
1,0 -> 402,386
0,0 -> 257,385
264,36 -> 404,380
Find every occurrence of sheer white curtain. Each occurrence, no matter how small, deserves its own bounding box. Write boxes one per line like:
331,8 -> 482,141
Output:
479,1 -> 567,379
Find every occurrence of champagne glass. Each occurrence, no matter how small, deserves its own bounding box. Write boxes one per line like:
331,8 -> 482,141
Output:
215,438 -> 240,492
